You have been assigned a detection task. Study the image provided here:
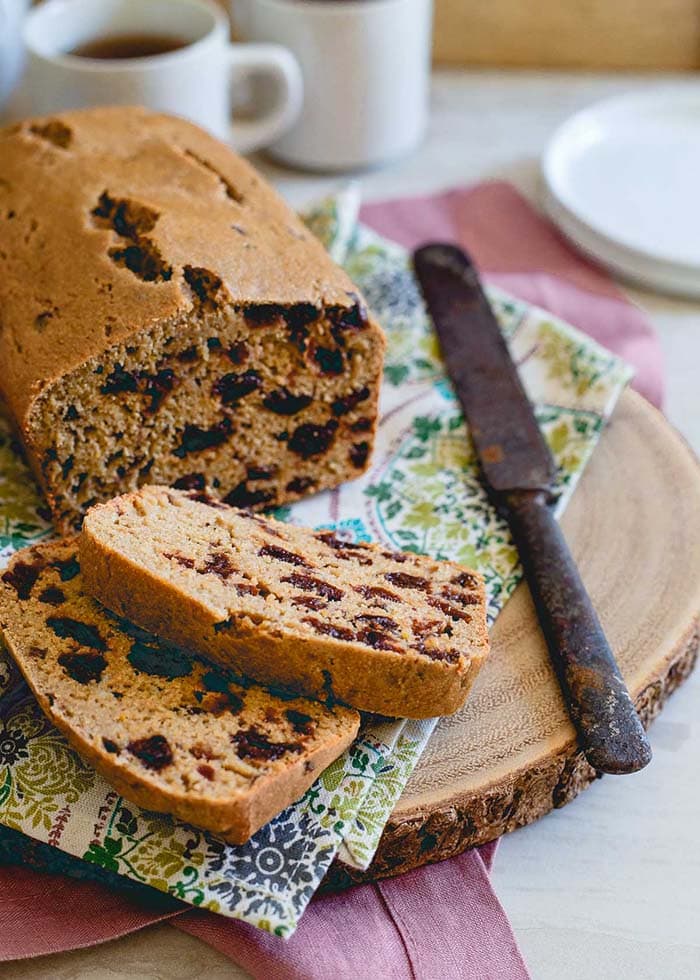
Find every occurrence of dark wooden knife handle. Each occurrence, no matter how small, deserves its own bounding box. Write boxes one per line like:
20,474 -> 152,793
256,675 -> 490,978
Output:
503,489 -> 652,774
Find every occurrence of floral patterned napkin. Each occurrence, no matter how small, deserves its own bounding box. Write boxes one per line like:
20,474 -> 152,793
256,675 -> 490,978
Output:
0,190 -> 632,936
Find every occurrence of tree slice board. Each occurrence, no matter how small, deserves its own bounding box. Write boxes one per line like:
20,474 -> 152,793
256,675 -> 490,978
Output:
327,388 -> 700,889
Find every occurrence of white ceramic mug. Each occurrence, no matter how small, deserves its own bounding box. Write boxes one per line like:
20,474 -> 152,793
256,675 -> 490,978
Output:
20,0 -> 304,152
232,0 -> 433,171
0,0 -> 30,107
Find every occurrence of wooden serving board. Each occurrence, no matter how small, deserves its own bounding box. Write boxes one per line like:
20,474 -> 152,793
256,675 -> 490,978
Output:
328,388 -> 700,888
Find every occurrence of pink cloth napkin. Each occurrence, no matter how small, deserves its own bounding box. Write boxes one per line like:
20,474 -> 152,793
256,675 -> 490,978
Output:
361,181 -> 664,408
0,181 -> 665,977
1,845 -> 525,978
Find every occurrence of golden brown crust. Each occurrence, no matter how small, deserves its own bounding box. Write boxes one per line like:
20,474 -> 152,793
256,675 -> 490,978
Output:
0,106 -> 360,426
80,487 -> 490,718
0,539 -> 359,844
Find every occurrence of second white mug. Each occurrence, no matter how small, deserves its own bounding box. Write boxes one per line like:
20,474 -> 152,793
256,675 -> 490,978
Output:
20,0 -> 304,153
232,0 -> 434,171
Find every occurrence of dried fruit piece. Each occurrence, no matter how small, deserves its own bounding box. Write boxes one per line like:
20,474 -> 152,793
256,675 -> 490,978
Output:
47,616 -> 107,650
101,364 -> 139,395
178,346 -> 199,363
173,419 -> 232,457
127,734 -> 173,770
285,709 -> 315,735
143,369 -> 176,413
224,482 -> 276,508
302,617 -> 355,642
2,559 -> 46,599
332,387 -> 370,417
354,584 -> 402,603
357,630 -> 403,652
128,640 -> 193,679
212,370 -> 261,406
355,613 -> 399,632
259,545 -> 308,567
288,420 -> 338,459
29,119 -> 73,149
227,341 -> 248,364
231,727 -> 302,761
172,473 -> 206,491
291,595 -> 327,611
203,552 -> 236,580
426,595 -> 472,622
384,572 -> 430,591
286,476 -> 315,495
164,552 -> 196,570
243,304 -> 285,327
38,586 -> 66,606
263,388 -> 313,416
282,572 -> 343,601
247,465 -> 277,480
349,441 -> 370,469
312,346 -> 344,376
184,265 -> 223,311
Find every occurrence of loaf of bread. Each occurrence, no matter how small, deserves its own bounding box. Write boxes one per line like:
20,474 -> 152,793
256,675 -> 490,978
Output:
0,539 -> 359,843
0,107 -> 384,533
80,486 -> 490,718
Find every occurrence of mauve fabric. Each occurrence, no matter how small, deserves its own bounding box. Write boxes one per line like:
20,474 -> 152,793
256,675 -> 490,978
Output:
0,866 -> 179,960
0,181 -> 667,977
0,847 -> 523,979
173,844 -> 522,980
360,180 -> 665,410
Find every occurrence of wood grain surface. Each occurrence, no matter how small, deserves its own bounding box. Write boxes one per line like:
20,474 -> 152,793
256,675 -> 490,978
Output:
433,0 -> 700,69
326,388 -> 700,888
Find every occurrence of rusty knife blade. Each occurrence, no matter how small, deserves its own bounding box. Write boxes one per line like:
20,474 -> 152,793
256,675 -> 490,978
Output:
413,243 -> 557,495
413,241 -> 652,775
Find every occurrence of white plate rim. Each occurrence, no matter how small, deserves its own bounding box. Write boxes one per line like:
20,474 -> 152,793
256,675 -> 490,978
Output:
541,183 -> 700,300
542,86 -> 700,294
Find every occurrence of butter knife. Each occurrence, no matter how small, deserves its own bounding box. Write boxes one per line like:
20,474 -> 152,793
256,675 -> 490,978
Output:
413,243 -> 651,775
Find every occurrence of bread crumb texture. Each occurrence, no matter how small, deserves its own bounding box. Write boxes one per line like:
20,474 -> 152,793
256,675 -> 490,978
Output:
0,537 -> 359,842
80,487 -> 490,717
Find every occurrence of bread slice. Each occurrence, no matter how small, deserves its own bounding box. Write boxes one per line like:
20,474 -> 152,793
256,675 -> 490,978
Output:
80,486 -> 490,718
0,107 -> 384,534
0,539 -> 359,844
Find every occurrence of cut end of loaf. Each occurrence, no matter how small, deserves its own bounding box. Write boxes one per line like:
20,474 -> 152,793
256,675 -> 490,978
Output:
29,300 -> 384,533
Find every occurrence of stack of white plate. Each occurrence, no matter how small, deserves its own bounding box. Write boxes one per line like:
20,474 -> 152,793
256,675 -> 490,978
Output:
542,88 -> 700,299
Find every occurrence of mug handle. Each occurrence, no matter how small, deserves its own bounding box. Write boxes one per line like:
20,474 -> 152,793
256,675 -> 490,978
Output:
228,43 -> 303,154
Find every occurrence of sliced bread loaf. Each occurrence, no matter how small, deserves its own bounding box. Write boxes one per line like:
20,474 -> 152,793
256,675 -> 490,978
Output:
80,486 -> 490,718
0,539 -> 359,844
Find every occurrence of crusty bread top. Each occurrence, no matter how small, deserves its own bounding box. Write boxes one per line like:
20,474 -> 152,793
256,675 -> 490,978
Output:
0,106 -> 361,425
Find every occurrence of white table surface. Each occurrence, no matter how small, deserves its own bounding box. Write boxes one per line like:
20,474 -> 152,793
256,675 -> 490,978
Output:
2,69 -> 699,980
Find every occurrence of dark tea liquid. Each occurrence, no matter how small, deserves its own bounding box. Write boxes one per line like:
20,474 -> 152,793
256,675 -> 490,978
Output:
69,33 -> 189,59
